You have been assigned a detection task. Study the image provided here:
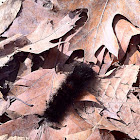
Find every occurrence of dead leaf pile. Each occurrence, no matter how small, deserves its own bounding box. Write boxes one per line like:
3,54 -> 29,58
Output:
0,0 -> 139,139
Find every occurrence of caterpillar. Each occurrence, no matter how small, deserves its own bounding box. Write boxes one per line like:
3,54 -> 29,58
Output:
43,63 -> 97,124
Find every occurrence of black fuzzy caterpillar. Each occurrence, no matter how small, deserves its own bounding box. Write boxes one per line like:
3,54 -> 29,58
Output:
43,63 -> 97,123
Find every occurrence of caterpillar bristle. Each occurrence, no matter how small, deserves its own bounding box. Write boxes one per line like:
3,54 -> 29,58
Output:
43,63 -> 97,124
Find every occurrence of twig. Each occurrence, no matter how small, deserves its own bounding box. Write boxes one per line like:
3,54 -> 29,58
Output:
8,96 -> 34,107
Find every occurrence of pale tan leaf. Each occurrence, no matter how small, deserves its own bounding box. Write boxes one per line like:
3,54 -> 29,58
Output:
0,134 -> 8,140
65,128 -> 116,140
73,103 -> 119,131
8,69 -> 54,115
73,65 -> 139,139
18,10 -> 84,54
17,53 -> 32,78
109,115 -> 140,139
30,107 -> 92,140
57,0 -> 140,61
8,136 -> 29,140
2,0 -> 64,37
0,91 -> 3,98
0,98 -> 10,115
124,35 -> 140,65
8,69 -> 65,115
0,0 -> 7,6
0,115 -> 39,137
97,65 -> 140,139
115,19 -> 140,60
0,0 -> 139,139
93,109 -> 119,131
118,104 -> 133,125
98,65 -> 139,119
0,0 -> 22,34
65,129 -> 92,140
79,91 -> 100,104
88,129 -> 115,140
0,34 -> 29,67
127,93 -> 140,114
100,65 -> 139,100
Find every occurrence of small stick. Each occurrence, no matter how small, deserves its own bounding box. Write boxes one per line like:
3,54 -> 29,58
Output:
8,96 -> 34,107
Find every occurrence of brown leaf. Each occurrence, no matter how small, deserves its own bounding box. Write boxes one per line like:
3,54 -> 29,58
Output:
98,65 -> 139,120
0,115 -> 40,137
17,53 -> 32,78
8,69 -> 65,115
2,0 -> 64,37
97,65 -> 140,139
53,0 -> 140,75
112,92 -> 140,138
29,108 -> 92,140
0,98 -> 10,115
0,134 -> 8,140
0,0 -> 21,34
42,44 -> 71,69
124,35 -> 140,65
71,65 -> 139,138
132,112 -> 140,131
93,109 -> 119,131
0,34 -> 29,67
79,91 -> 100,104
0,0 -> 139,139
118,104 -> 132,125
65,129 -> 93,140
86,129 -> 103,140
0,91 -> 3,98
127,93 -> 140,114
0,135 -> 29,140
99,65 -> 139,100
73,103 -> 119,131
18,9 -> 87,54
99,51 -> 113,75
57,0 -> 140,59
115,19 -> 140,60
65,128 -> 116,140
0,0 -> 7,6
109,115 -> 140,139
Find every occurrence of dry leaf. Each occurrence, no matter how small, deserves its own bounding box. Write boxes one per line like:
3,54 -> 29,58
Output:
19,9 -> 87,54
65,129 -> 93,140
0,98 -> 10,115
0,134 -> 29,140
99,65 -> 139,100
65,128 -> 116,140
17,53 -> 32,78
2,0 -> 64,37
0,34 -> 29,67
97,65 -> 140,139
55,0 -> 140,74
98,65 -> 139,117
79,91 -> 99,104
115,19 -> 140,60
0,115 -> 40,137
127,93 -> 140,114
8,136 -> 29,140
29,107 -> 92,140
74,65 -> 139,139
0,0 -> 139,139
57,0 -> 140,60
8,69 -> 65,115
93,109 -> 119,131
0,0 -> 21,34
0,0 -> 7,6
124,35 -> 140,65
0,134 -> 8,140
0,91 -> 3,98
